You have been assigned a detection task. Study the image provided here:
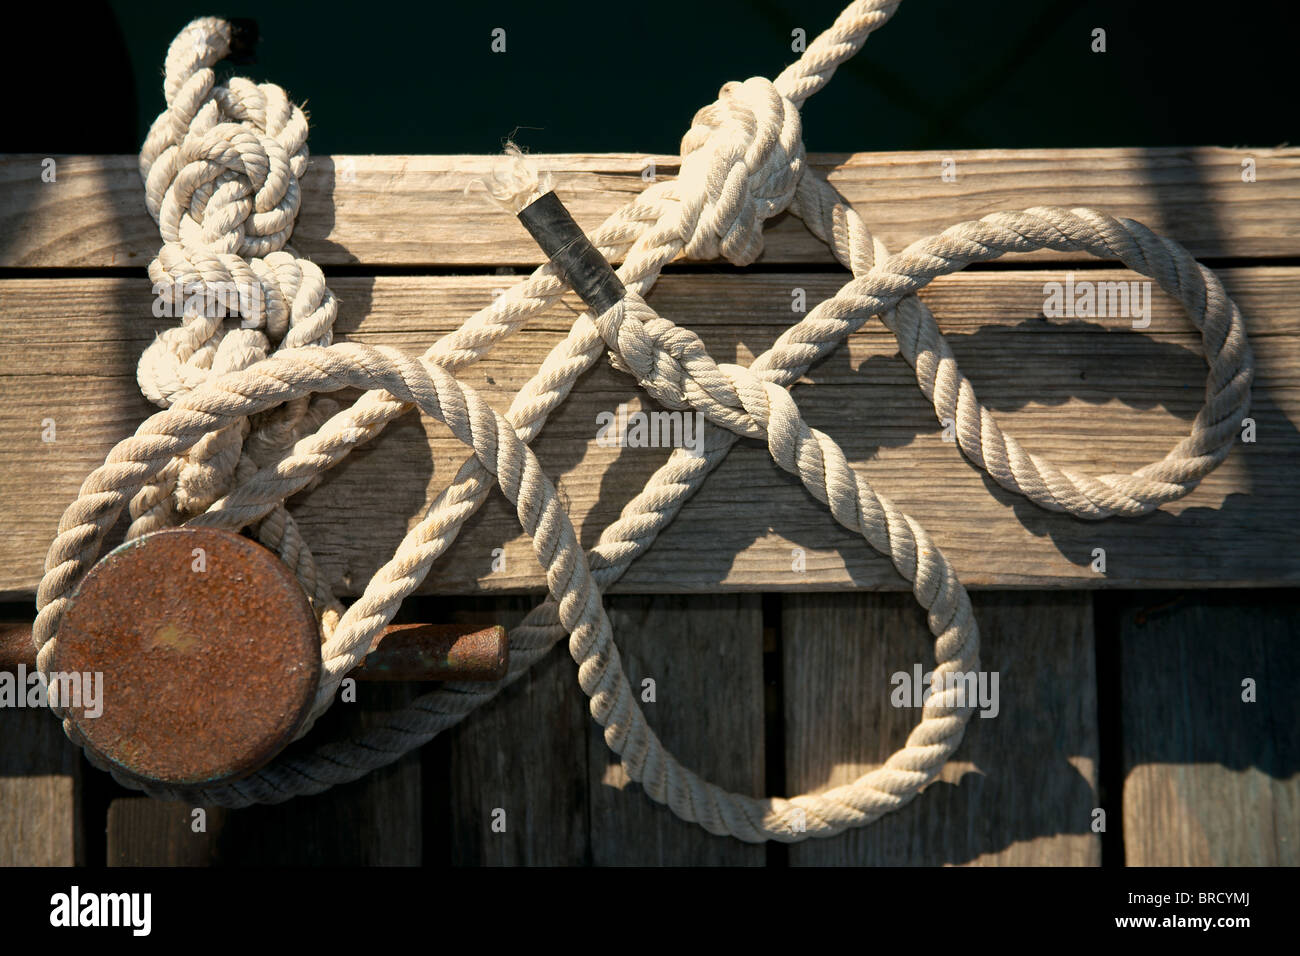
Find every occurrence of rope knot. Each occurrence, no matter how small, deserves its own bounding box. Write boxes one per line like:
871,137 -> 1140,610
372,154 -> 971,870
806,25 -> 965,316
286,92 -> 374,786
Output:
131,17 -> 336,528
677,76 -> 805,266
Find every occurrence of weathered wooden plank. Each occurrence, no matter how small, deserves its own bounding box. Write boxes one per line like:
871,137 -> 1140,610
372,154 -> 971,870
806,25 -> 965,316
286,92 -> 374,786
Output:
0,685 -> 82,866
445,598 -> 590,865
1,148 -> 1294,268
783,592 -> 1100,865
105,801 -> 222,866
1118,591 -> 1300,866
107,682 -> 423,865
586,595 -> 766,865
1,268 -> 1293,596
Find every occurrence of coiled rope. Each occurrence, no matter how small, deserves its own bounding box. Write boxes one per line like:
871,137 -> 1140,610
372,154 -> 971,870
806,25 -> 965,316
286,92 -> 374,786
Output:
34,1 -> 1252,842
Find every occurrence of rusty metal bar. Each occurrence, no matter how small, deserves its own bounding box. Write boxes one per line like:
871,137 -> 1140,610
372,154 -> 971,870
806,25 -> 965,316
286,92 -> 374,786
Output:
0,621 -> 31,673
0,619 -> 508,683
351,622 -> 507,682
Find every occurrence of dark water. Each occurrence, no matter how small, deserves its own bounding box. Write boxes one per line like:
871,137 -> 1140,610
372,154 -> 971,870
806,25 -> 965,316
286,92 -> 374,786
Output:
3,0 -> 1291,155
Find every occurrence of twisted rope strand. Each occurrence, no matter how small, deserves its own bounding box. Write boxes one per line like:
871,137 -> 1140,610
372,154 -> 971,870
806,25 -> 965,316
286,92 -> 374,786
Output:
594,203 -> 1253,521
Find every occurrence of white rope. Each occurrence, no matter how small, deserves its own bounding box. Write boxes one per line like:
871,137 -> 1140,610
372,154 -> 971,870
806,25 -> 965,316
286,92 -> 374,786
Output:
33,2 -> 1252,842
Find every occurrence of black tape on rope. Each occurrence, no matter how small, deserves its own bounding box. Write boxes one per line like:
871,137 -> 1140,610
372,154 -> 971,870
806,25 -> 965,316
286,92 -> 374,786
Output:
517,190 -> 626,316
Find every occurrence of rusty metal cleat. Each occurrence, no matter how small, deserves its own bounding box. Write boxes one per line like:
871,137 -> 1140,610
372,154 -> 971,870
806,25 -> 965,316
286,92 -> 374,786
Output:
5,527 -> 507,789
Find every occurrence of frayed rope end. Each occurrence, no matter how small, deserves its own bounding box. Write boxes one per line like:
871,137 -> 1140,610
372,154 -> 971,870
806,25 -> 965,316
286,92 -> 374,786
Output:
466,142 -> 554,214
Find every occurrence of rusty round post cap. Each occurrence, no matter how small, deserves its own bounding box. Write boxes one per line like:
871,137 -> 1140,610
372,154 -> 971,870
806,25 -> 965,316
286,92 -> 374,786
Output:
49,527 -> 321,788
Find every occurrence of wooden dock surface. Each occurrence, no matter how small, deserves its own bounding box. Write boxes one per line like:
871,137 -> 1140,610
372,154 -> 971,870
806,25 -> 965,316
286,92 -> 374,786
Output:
0,148 -> 1296,865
